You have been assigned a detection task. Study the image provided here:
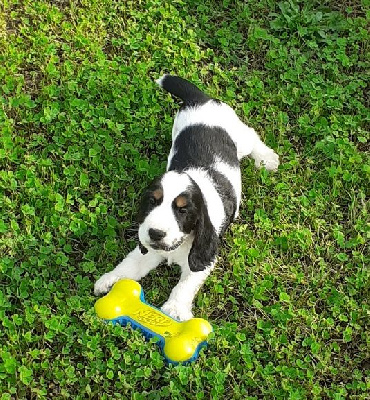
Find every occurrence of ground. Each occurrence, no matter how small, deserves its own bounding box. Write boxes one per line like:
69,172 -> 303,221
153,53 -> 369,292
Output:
0,0 -> 369,399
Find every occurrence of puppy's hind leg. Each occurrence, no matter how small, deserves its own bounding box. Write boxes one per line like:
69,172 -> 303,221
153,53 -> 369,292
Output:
223,105 -> 279,170
234,119 -> 279,171
249,135 -> 280,171
94,246 -> 164,295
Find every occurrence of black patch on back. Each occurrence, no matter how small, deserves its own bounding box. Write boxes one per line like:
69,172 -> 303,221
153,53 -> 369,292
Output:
168,124 -> 239,171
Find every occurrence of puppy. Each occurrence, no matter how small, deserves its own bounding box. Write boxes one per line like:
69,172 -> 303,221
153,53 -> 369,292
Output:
94,75 -> 279,321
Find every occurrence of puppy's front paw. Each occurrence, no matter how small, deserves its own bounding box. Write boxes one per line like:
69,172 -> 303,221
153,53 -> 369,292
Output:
255,149 -> 280,171
94,272 -> 120,296
161,300 -> 193,322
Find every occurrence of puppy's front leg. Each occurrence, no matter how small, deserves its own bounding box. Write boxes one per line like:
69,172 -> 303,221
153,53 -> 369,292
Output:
161,265 -> 213,321
94,246 -> 164,296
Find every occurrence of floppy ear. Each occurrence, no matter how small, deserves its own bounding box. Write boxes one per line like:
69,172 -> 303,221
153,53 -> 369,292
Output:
136,192 -> 150,224
188,200 -> 219,272
136,177 -> 163,224
136,194 -> 149,254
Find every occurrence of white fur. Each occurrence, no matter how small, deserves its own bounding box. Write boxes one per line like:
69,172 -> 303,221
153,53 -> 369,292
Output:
172,101 -> 256,159
250,140 -> 280,170
161,263 -> 214,321
94,76 -> 280,321
171,100 -> 279,169
94,246 -> 165,295
155,75 -> 165,87
138,171 -> 191,250
213,156 -> 242,216
95,236 -> 210,321
185,168 -> 225,234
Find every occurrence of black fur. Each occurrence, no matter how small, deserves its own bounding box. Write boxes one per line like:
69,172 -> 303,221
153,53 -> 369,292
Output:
168,124 -> 238,236
207,169 -> 237,234
171,192 -> 199,235
139,242 -> 148,255
159,75 -> 210,106
136,183 -> 163,224
137,178 -> 163,254
168,124 -> 239,171
185,179 -> 218,272
136,178 -> 163,224
138,76 -> 241,265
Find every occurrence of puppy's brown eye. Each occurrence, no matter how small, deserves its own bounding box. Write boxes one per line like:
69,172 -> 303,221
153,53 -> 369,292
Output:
178,207 -> 187,214
149,197 -> 156,205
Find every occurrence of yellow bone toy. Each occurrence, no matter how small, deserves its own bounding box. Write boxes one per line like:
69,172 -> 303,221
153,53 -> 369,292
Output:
94,279 -> 212,363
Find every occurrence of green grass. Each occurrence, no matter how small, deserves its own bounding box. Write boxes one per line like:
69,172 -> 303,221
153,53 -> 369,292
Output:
1,0 -> 369,398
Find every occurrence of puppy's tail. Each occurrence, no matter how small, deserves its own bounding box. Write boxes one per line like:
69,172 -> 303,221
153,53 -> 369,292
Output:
155,74 -> 210,105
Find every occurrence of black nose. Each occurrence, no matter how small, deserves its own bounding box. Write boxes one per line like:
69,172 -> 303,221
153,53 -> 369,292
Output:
148,228 -> 166,241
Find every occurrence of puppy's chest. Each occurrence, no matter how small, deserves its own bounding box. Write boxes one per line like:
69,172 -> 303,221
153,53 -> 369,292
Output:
165,236 -> 193,268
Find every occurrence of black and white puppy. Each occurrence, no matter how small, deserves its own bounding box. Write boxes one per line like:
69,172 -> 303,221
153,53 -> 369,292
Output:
94,75 -> 279,321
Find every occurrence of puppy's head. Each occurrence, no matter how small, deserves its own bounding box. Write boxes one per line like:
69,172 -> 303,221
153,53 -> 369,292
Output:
137,171 -> 218,271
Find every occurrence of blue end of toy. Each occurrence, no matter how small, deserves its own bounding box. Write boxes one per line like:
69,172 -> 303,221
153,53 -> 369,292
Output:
110,316 -> 209,365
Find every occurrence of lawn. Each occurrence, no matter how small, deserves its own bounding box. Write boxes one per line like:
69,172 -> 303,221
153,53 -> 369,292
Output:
0,0 -> 369,398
